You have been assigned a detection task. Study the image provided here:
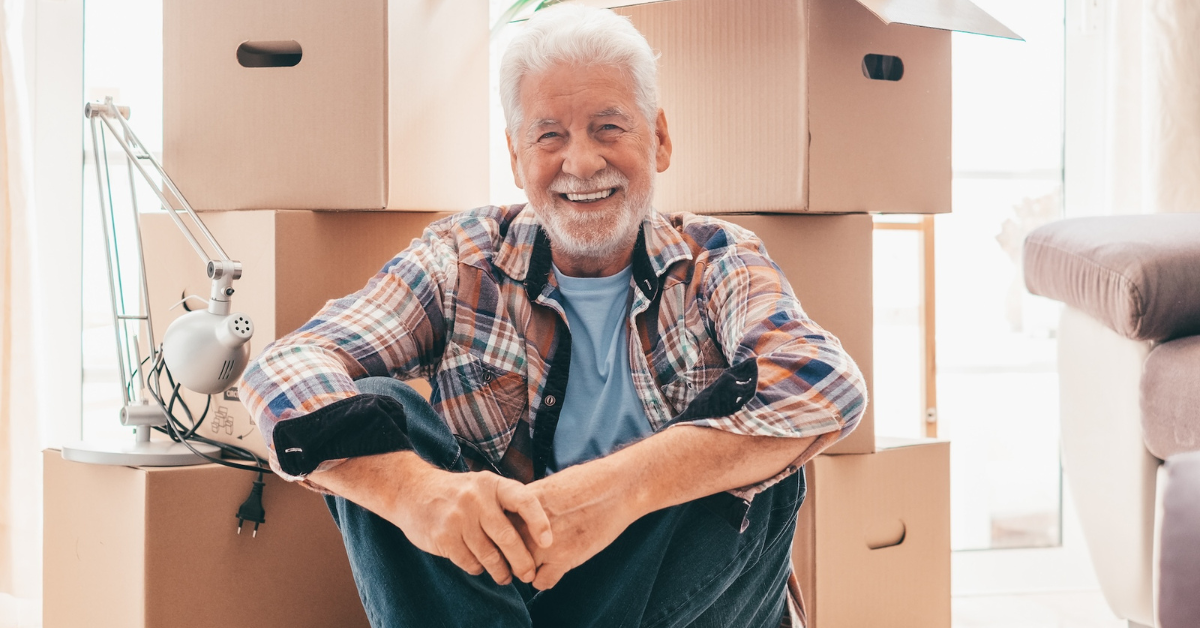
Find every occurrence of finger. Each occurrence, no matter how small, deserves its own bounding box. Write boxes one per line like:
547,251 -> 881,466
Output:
480,509 -> 537,583
463,529 -> 514,585
532,564 -> 566,591
444,540 -> 485,577
496,481 -> 554,548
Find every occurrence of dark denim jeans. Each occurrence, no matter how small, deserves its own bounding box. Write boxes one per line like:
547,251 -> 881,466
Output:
324,377 -> 804,628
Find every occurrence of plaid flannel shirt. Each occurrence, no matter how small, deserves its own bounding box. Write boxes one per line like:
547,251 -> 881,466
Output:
240,204 -> 867,510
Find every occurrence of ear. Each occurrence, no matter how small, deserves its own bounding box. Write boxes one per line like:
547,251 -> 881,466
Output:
506,129 -> 525,189
654,108 -> 672,173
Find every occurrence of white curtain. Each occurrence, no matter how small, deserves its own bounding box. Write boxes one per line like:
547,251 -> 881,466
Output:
1074,0 -> 1200,216
1,0 -> 46,624
1143,0 -> 1200,213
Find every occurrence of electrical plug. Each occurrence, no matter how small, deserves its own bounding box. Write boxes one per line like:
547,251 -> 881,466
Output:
236,478 -> 266,537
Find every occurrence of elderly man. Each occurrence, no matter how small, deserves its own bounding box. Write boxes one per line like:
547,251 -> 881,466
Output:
241,5 -> 866,627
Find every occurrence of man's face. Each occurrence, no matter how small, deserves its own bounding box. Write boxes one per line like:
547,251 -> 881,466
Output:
507,62 -> 672,264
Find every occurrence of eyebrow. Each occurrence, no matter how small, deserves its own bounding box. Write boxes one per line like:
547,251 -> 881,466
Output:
593,107 -> 631,119
524,108 -> 634,137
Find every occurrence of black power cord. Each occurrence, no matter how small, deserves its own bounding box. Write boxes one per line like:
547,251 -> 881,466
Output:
144,349 -> 272,536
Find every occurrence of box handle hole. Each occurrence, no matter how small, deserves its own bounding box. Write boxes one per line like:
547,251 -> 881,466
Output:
237,41 -> 303,68
862,54 -> 904,81
865,519 -> 906,550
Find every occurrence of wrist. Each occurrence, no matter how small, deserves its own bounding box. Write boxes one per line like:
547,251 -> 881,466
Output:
557,454 -> 652,525
389,452 -> 442,509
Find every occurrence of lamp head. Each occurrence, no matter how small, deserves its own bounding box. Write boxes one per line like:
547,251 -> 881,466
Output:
162,309 -> 254,395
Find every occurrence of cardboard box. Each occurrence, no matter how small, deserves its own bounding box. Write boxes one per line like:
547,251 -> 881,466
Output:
163,0 -> 488,211
610,0 -> 1018,214
43,449 -> 367,628
792,438 -> 951,628
141,210 -> 449,457
723,214 -> 874,454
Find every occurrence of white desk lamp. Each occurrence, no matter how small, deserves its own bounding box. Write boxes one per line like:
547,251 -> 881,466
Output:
63,97 -> 255,466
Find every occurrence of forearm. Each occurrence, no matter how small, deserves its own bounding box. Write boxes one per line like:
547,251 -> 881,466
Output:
307,450 -> 432,516
547,425 -> 834,524
517,425 -> 832,589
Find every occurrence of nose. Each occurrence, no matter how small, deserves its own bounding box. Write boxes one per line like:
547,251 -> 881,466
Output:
561,136 -> 606,181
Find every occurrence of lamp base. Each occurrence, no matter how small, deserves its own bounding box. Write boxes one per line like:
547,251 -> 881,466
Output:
62,436 -> 221,467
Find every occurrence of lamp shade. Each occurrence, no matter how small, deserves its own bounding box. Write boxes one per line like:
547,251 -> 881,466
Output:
163,309 -> 254,395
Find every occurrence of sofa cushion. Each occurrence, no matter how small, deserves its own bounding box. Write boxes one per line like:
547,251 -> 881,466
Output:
1023,215 -> 1200,341
1141,336 -> 1200,460
1157,450 -> 1200,628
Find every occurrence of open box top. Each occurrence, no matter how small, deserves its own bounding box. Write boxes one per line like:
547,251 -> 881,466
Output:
555,0 -> 1020,39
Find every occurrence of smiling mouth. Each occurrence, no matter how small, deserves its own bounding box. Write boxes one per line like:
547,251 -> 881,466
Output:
561,188 -> 617,203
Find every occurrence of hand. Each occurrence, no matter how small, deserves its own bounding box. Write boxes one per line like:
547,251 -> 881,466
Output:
516,466 -> 641,590
386,465 -> 554,585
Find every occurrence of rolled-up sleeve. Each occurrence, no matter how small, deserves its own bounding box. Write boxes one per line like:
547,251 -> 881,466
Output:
239,222 -> 459,483
675,232 -> 868,499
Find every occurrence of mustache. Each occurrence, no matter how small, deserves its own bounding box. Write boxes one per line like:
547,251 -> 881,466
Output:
547,168 -> 629,194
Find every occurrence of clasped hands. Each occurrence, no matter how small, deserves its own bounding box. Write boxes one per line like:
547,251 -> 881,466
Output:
386,462 -> 636,591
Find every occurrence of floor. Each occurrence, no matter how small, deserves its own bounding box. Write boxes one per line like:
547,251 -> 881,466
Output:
953,590 -> 1128,628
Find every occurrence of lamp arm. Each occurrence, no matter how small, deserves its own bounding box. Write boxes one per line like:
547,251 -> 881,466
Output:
86,97 -> 244,315
85,99 -> 231,262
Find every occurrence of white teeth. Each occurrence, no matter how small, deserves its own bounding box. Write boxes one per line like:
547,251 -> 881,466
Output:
565,188 -> 614,202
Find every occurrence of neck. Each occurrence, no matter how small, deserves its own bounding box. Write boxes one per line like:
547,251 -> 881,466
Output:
551,245 -> 634,278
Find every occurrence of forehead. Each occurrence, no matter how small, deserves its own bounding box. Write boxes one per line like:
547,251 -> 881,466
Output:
518,62 -> 639,123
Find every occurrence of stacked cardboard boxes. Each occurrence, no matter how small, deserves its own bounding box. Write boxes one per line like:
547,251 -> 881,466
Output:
605,0 -> 1016,625
46,0 -> 486,624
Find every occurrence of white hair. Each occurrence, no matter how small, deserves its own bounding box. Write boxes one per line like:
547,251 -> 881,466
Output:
499,4 -> 659,132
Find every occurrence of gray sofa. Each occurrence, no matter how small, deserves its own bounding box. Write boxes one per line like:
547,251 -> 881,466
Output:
1023,214 -> 1200,628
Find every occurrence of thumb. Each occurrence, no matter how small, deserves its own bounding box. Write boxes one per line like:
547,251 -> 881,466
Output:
497,480 -> 554,548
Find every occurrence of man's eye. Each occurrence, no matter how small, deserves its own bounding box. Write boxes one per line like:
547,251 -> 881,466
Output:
539,132 -> 560,140
599,124 -> 620,131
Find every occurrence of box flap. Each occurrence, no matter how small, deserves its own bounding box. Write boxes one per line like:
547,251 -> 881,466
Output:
529,0 -> 1019,40
853,0 -> 1021,40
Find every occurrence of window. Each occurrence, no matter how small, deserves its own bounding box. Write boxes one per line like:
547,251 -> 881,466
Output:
81,0 -> 165,441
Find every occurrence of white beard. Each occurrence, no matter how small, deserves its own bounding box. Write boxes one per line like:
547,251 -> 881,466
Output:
527,165 -> 654,262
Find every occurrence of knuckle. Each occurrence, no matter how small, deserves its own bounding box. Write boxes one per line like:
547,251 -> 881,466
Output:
479,548 -> 504,567
495,528 -> 520,547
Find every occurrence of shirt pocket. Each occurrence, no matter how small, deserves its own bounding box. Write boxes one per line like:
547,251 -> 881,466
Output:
431,353 -> 528,464
658,338 -> 728,417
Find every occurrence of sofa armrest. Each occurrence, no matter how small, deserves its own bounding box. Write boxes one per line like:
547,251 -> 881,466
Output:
1024,215 -> 1200,342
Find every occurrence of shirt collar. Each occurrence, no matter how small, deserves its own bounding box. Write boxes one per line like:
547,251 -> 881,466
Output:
494,204 -> 694,302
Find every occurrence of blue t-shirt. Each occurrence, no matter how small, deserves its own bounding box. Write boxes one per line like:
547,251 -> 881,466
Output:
549,264 -> 653,472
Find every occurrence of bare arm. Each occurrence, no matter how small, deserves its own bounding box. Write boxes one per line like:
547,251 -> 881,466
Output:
309,450 -> 554,585
524,424 -> 836,589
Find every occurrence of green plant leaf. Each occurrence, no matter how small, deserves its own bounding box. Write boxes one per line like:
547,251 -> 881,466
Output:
492,0 -> 541,38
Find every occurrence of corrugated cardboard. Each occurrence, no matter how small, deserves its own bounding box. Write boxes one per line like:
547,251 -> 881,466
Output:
43,450 -> 367,628
614,0 -> 1017,214
163,0 -> 488,211
792,438 -> 951,627
723,214 -> 874,454
140,210 -> 449,457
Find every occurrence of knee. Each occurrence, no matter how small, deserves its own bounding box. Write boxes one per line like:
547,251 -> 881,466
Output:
355,376 -> 463,471
355,376 -> 423,403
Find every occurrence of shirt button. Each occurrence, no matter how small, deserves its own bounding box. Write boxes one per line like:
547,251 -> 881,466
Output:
544,395 -> 557,407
